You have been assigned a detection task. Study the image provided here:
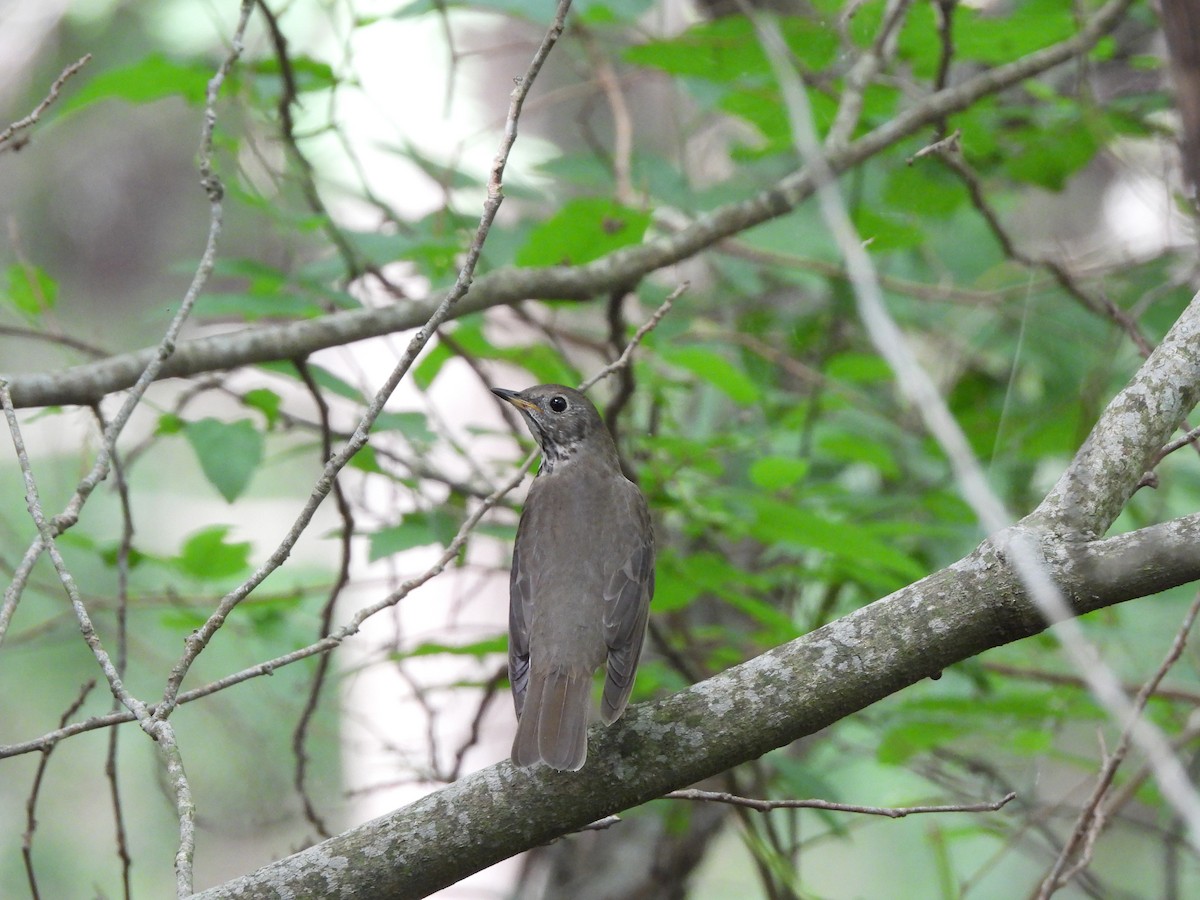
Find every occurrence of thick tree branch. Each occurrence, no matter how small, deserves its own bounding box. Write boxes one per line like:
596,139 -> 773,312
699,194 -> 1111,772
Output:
192,511 -> 1200,900
2,0 -> 1134,410
194,291 -> 1200,900
1035,292 -> 1200,538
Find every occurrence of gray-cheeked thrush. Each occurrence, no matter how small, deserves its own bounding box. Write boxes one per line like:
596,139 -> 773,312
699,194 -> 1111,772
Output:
492,384 -> 656,771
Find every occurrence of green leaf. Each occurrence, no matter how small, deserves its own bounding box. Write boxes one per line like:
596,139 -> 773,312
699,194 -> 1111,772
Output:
397,635 -> 507,659
749,497 -> 926,582
252,56 -> 338,95
203,258 -> 355,321
1002,123 -> 1099,191
389,142 -> 485,190
825,352 -> 893,384
661,346 -> 761,405
342,209 -> 476,280
722,592 -> 800,638
515,198 -> 651,268
199,292 -> 328,321
720,88 -> 794,155
369,510 -> 459,561
390,0 -> 556,19
575,0 -> 657,24
432,319 -> 581,386
98,543 -> 148,569
373,411 -> 436,445
853,207 -> 925,251
182,418 -> 264,503
2,264 -> 58,320
258,361 -> 366,402
953,0 -> 1077,66
877,720 -> 965,765
882,165 -> 964,218
242,389 -> 282,429
160,608 -> 207,632
817,431 -> 899,477
175,525 -> 252,581
748,456 -> 809,490
62,54 -> 214,113
414,341 -> 454,391
896,3 -> 945,80
1008,728 -> 1054,755
156,413 -> 185,436
347,444 -> 385,475
625,16 -> 837,82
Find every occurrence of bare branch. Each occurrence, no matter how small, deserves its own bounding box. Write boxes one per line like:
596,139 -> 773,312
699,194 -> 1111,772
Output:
0,54 -> 91,153
189,509 -> 1200,899
288,359 -> 355,841
1035,591 -> 1200,898
982,662 -> 1200,706
21,680 -> 94,900
150,0 -> 576,724
0,285 -> 691,760
665,788 -> 1017,819
0,0 -> 253,654
755,5 -> 1200,848
1,0 -> 1135,411
579,284 -> 684,392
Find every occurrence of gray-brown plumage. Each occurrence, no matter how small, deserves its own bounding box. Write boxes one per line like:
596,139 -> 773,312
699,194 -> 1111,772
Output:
492,384 -> 655,771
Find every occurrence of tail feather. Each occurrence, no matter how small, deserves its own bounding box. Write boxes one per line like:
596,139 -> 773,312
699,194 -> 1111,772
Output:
512,669 -> 590,771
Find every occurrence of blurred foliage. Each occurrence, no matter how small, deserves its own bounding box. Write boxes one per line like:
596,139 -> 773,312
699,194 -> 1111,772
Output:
1,0 -> 1199,898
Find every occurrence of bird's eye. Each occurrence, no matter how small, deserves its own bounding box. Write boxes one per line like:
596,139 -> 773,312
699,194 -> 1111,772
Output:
549,396 -> 568,413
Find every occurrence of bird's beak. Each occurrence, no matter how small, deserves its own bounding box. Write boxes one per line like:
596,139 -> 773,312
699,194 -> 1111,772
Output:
491,387 -> 541,413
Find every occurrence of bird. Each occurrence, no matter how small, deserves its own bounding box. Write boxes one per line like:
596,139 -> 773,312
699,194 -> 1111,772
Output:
492,384 -> 655,771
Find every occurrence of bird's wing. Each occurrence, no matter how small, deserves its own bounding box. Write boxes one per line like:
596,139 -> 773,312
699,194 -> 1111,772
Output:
601,486 -> 655,724
509,528 -> 533,717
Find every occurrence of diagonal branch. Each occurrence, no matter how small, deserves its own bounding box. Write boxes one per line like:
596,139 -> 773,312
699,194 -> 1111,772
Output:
150,0 -> 575,721
1,0 -> 1135,411
0,54 -> 92,153
190,509 -> 1200,900
191,281 -> 1200,897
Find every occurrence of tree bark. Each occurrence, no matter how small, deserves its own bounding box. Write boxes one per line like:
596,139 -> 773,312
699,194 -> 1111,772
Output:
193,296 -> 1200,899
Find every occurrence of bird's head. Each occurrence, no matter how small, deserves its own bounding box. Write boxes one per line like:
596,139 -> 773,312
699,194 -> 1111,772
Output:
491,384 -> 616,472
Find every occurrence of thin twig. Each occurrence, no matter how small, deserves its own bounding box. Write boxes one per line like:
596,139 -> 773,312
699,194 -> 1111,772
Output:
0,324 -> 108,358
3,0 -> 1137,412
0,384 -> 151,721
0,54 -> 92,152
579,25 -> 636,205
21,680 -> 95,900
6,6 -> 253,895
907,128 -> 961,163
933,149 -> 1156,358
826,0 -> 914,149
755,4 -> 1200,850
1034,591 -> 1200,899
602,288 -> 636,439
982,661 -> 1200,706
151,0 -> 576,724
446,667 -> 507,782
932,0 -> 957,96
579,284 -> 684,392
666,788 -> 1017,819
288,359 -> 355,840
0,265 -> 680,761
578,815 -> 622,832
0,2 -> 251,655
0,381 -> 198,897
96,404 -> 135,900
254,0 -> 363,280
1143,422 -> 1200,476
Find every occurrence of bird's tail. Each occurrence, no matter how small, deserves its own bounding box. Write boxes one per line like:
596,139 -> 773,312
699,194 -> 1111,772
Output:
512,668 -> 590,771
